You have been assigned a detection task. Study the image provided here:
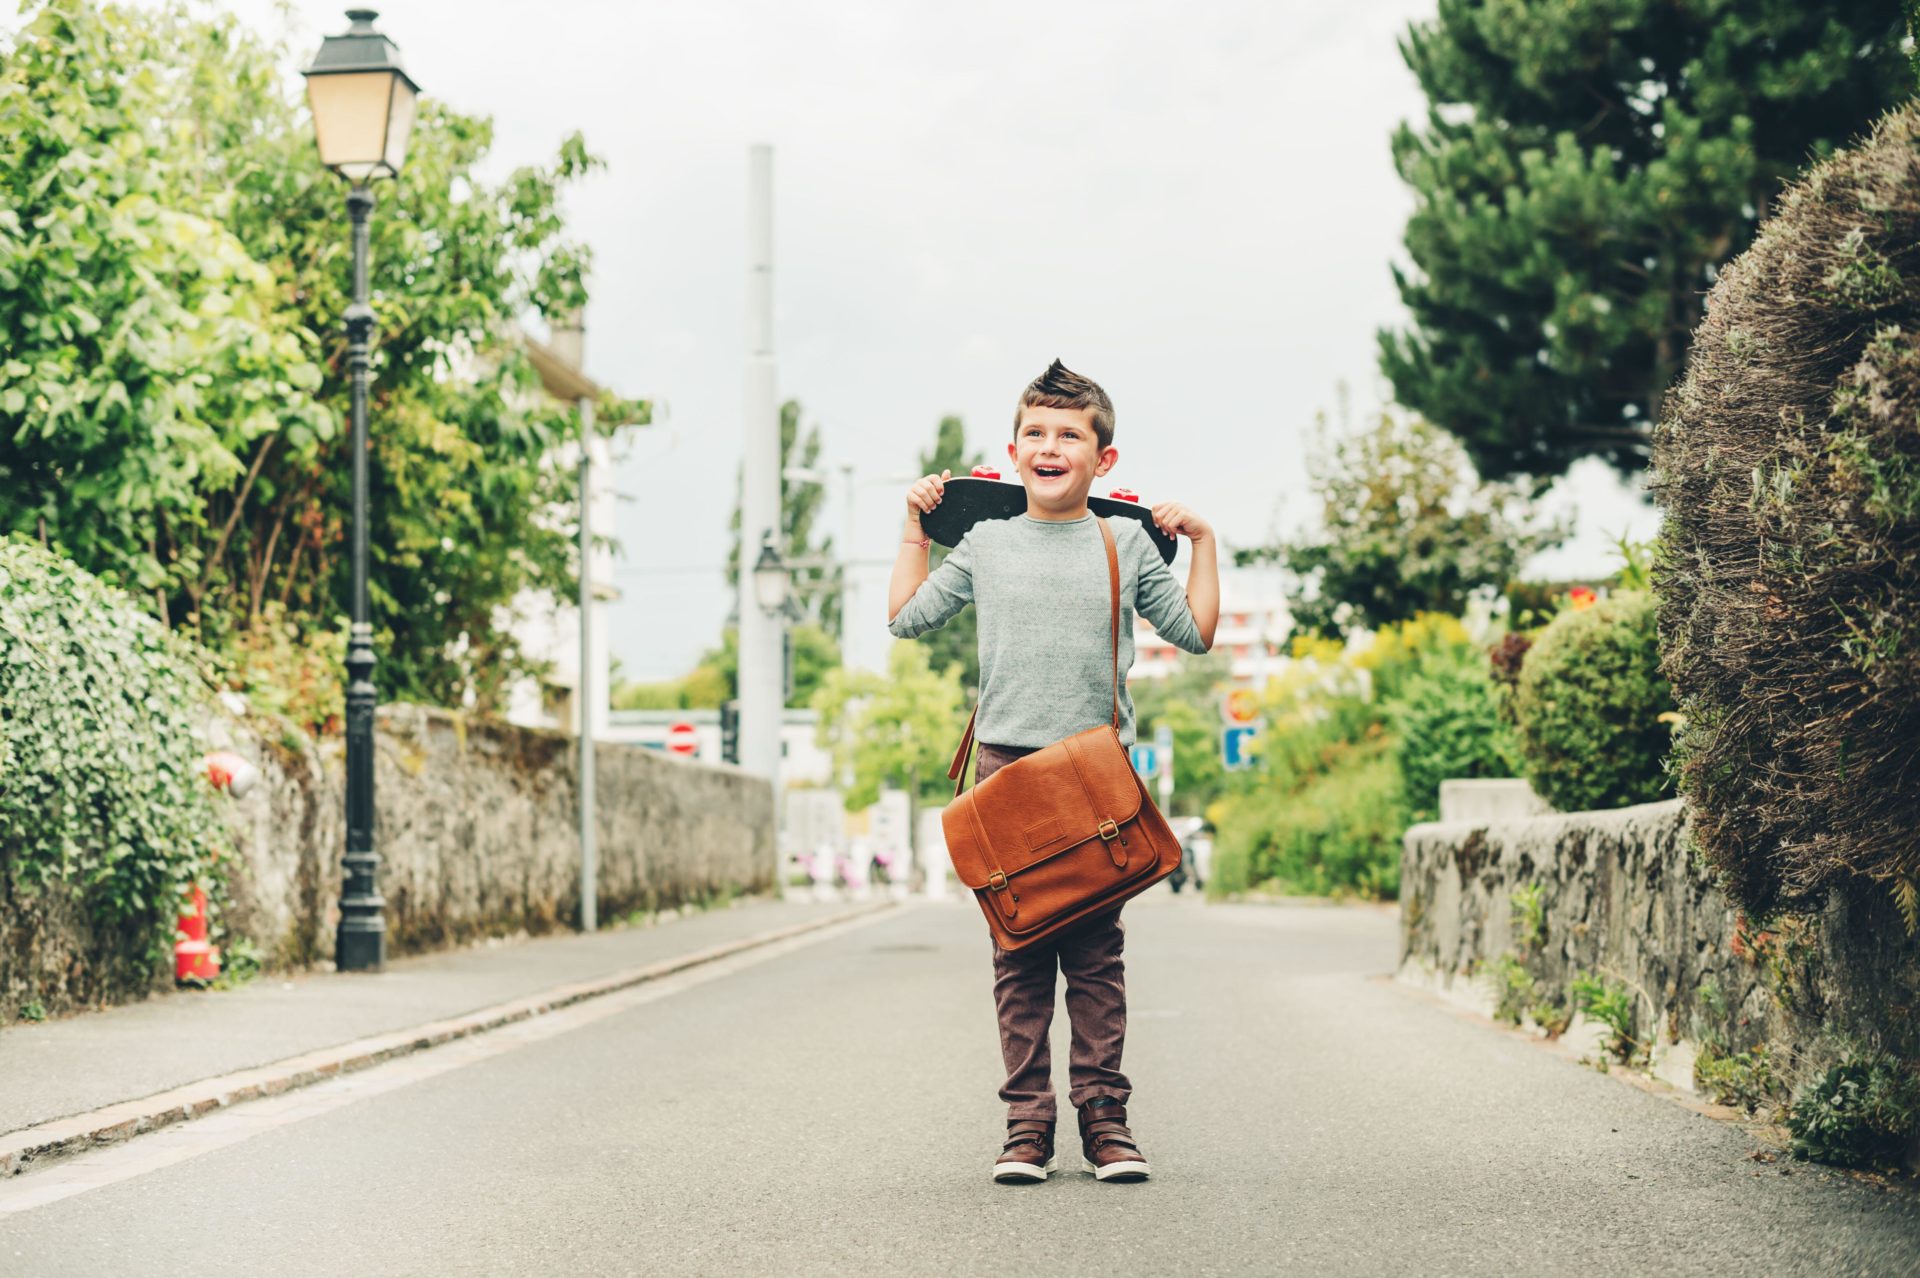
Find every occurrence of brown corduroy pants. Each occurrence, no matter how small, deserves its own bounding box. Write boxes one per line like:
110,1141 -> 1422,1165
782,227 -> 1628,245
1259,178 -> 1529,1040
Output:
974,742 -> 1132,1123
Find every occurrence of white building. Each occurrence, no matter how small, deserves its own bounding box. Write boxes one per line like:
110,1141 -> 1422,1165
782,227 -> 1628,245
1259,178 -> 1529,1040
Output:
500,320 -> 634,738
1130,562 -> 1293,686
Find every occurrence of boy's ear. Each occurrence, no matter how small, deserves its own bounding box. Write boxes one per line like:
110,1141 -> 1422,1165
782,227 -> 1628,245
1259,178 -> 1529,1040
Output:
1095,445 -> 1119,476
1006,441 -> 1017,462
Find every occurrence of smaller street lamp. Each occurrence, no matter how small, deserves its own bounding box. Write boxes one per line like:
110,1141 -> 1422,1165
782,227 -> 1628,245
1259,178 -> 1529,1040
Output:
752,533 -> 790,617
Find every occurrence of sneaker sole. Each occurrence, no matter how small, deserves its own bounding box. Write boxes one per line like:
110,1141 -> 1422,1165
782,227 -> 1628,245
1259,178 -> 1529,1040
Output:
1083,1157 -> 1151,1182
992,1156 -> 1056,1184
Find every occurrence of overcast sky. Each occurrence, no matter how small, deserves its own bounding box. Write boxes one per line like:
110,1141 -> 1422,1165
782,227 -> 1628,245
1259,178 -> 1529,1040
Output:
208,0 -> 1658,679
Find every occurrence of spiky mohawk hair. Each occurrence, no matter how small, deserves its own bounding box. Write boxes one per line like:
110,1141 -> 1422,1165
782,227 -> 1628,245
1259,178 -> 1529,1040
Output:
1015,358 -> 1115,450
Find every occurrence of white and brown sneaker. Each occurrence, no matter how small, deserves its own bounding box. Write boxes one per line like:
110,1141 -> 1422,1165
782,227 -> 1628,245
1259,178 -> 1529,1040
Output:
992,1119 -> 1057,1184
1078,1098 -> 1150,1182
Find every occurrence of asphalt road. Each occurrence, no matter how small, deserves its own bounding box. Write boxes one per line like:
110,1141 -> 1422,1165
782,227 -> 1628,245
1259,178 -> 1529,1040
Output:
5,892 -> 1918,1276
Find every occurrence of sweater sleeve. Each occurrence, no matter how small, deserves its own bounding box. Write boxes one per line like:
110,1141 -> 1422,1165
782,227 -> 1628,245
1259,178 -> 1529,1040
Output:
887,529 -> 976,638
1129,523 -> 1207,654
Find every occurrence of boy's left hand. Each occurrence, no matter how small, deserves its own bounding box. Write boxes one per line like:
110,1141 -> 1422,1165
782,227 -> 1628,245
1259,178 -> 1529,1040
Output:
1150,501 -> 1212,544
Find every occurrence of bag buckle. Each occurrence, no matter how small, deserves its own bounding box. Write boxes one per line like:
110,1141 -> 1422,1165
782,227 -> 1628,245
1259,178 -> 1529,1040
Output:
1098,819 -> 1120,841
987,870 -> 1008,892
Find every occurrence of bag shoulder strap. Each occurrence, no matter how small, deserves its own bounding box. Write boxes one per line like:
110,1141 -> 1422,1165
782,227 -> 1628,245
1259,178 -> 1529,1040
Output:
948,516 -> 1122,796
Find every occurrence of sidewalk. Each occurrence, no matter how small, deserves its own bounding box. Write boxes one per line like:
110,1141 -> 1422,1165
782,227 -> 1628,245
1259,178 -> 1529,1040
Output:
0,895 -> 888,1168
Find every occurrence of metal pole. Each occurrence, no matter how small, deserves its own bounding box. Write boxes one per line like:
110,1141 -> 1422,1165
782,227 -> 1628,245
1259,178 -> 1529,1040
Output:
578,395 -> 598,933
839,460 -> 854,661
337,184 -> 385,972
738,144 -> 783,785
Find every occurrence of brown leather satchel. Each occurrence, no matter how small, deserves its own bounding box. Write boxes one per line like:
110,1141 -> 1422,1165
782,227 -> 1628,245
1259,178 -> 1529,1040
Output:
941,516 -> 1183,951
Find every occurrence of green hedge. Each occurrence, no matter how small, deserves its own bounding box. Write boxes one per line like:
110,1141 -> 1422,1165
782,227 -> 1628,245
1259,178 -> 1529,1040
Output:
1655,103 -> 1920,916
1389,648 -> 1519,823
1511,591 -> 1674,812
0,538 -> 223,983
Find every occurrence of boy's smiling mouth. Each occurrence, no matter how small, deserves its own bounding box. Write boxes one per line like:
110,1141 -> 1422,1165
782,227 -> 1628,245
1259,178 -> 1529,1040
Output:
1032,464 -> 1069,480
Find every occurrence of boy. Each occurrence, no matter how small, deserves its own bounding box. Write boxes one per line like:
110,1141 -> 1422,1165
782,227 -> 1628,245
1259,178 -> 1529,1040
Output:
886,359 -> 1219,1183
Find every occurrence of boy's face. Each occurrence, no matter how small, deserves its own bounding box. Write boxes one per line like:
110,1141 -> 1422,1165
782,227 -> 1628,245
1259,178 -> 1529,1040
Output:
1008,405 -> 1118,511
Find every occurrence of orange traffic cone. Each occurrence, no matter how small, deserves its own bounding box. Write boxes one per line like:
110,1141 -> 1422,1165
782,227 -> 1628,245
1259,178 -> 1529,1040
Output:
175,884 -> 221,983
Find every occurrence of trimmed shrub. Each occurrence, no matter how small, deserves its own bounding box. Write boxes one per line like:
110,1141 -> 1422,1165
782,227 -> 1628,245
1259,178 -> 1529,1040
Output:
1388,647 -> 1520,823
0,539 -> 223,986
1654,103 -> 1920,916
1510,591 -> 1674,813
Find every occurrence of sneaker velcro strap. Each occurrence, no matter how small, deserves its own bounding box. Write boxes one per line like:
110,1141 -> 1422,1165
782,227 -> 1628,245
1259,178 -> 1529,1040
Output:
1004,1124 -> 1052,1145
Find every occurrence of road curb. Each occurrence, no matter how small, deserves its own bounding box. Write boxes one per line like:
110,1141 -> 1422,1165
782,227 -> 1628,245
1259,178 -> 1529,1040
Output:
0,899 -> 898,1180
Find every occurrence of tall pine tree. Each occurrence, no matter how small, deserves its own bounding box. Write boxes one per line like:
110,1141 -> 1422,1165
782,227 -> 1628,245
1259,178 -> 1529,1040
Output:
1380,1 -> 1907,486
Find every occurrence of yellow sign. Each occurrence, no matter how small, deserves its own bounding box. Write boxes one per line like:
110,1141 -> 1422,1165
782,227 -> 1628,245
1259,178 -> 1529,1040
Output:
1223,688 -> 1261,725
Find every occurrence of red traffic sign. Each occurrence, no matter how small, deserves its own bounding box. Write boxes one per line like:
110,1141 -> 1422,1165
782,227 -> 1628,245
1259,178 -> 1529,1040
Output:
666,720 -> 699,756
1222,688 -> 1261,725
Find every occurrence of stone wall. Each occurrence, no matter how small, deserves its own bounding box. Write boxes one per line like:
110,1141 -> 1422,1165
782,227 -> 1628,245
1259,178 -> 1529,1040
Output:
6,705 -> 774,1014
1399,799 -> 1920,1116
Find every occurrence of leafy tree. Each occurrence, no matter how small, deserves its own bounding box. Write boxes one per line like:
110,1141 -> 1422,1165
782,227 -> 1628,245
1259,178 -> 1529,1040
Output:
1242,410 -> 1564,637
726,399 -> 840,634
1380,0 -> 1908,485
812,641 -> 966,840
0,1 -> 644,712
915,415 -> 984,694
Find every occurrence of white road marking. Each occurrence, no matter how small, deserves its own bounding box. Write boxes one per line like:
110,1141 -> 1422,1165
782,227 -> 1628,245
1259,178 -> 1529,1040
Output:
0,906 -> 903,1216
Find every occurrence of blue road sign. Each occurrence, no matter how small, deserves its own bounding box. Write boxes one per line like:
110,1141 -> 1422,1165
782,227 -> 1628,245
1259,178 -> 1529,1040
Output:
1222,726 -> 1260,771
1129,744 -> 1160,778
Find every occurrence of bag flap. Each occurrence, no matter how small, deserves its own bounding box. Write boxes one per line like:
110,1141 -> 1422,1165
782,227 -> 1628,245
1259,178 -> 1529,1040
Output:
940,727 -> 1144,889
941,796 -> 997,890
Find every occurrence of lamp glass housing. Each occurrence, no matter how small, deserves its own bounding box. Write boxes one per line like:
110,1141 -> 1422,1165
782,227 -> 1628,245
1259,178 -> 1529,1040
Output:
307,70 -> 416,181
752,542 -> 789,615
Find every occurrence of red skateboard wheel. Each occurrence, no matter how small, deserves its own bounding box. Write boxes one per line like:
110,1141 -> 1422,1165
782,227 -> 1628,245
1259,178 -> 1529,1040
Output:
970,465 -> 1002,480
1107,487 -> 1140,503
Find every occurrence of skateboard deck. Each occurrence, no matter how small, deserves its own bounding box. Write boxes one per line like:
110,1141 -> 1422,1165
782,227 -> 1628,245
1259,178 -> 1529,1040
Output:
917,476 -> 1177,564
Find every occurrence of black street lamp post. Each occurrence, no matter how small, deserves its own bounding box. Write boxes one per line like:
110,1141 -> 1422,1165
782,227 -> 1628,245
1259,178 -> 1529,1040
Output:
302,9 -> 420,973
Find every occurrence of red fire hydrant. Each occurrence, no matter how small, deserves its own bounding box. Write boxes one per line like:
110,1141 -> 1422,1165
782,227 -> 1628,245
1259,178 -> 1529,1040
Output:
176,751 -> 262,984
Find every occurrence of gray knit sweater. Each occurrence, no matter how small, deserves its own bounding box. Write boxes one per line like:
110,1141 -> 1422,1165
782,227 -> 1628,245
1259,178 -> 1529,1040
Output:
887,513 -> 1208,749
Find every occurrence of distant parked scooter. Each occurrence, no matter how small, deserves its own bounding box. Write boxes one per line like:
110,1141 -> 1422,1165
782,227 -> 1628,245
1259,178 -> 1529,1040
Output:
1166,817 -> 1209,894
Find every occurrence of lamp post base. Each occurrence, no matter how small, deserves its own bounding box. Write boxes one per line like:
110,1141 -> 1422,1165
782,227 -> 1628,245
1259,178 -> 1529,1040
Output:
336,917 -> 387,972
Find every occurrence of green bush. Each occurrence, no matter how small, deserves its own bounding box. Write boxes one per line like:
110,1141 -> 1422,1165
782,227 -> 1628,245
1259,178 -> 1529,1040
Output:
1387,647 -> 1520,823
0,539 -> 223,977
1511,591 -> 1675,812
1656,104 -> 1920,916
1785,1051 -> 1920,1169
1210,734 -> 1407,900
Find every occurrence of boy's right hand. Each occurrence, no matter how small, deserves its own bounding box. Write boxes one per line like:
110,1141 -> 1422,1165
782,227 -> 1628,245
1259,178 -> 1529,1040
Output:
905,469 -> 952,523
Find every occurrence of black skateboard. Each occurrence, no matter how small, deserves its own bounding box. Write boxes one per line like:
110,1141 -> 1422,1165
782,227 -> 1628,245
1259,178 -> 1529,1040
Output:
917,472 -> 1178,564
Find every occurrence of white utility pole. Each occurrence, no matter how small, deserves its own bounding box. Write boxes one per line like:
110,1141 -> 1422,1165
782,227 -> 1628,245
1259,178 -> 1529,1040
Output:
738,143 -> 784,784
577,392 -> 598,932
838,461 -> 855,659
